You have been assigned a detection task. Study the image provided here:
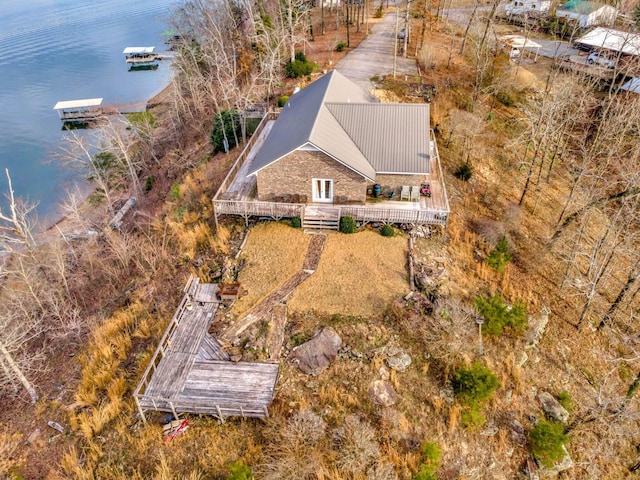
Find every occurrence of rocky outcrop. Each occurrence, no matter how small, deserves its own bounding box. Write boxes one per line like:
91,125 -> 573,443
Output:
385,347 -> 412,372
538,392 -> 569,424
368,380 -> 399,406
289,326 -> 342,375
525,306 -> 550,349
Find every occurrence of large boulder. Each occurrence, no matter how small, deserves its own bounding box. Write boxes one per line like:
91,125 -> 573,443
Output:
368,380 -> 399,406
538,392 -> 569,424
289,326 -> 342,375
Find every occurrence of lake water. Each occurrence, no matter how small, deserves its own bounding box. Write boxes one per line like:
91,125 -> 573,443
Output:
0,0 -> 177,225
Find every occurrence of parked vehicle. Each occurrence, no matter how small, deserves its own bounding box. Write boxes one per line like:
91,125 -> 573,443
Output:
397,28 -> 406,40
587,51 -> 615,69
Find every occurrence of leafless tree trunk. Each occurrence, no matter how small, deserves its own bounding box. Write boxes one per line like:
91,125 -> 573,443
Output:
459,0 -> 480,54
598,259 -> 640,330
0,169 -> 38,251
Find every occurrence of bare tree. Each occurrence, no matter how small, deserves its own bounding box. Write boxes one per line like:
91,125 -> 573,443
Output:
57,130 -> 118,213
0,169 -> 38,251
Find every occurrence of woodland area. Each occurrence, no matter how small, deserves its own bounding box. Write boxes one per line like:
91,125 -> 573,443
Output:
1,0 -> 640,478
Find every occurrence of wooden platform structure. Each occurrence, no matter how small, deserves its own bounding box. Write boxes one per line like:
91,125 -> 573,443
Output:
133,276 -> 280,422
53,98 -> 103,122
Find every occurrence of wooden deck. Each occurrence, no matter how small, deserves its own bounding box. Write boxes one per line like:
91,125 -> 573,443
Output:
134,276 -> 279,422
212,114 -> 450,227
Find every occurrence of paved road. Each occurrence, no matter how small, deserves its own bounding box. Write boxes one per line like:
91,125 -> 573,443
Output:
524,38 -> 576,58
336,11 -> 418,92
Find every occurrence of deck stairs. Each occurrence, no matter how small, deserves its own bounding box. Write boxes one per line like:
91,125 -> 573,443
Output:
303,206 -> 340,230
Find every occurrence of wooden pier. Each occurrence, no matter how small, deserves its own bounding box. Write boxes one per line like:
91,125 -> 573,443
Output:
133,276 -> 280,422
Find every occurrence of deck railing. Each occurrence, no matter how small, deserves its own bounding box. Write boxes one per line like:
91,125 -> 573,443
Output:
430,128 -> 450,216
133,285 -> 192,418
213,111 -> 279,202
215,200 -> 304,220
341,205 -> 448,225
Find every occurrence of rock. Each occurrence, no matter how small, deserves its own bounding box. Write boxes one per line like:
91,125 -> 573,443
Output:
26,428 -> 41,444
538,392 -> 569,424
47,421 -> 64,433
289,326 -> 342,375
517,351 -> 528,367
385,352 -> 412,372
368,380 -> 399,406
480,421 -> 498,436
538,446 -> 573,478
509,419 -> 527,446
525,306 -> 550,349
379,366 -> 390,380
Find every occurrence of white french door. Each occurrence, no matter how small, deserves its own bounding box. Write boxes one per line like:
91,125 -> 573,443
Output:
312,178 -> 333,203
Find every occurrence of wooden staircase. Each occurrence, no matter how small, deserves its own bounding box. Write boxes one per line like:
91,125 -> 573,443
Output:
302,206 -> 340,230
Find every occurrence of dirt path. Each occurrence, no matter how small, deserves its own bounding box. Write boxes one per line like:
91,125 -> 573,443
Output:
220,234 -> 327,344
336,9 -> 418,92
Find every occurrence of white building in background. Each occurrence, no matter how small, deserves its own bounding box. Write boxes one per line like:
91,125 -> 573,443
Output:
503,0 -> 550,15
555,0 -> 617,28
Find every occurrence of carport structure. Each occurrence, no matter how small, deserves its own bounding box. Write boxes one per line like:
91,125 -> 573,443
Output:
575,27 -> 640,58
499,35 -> 542,61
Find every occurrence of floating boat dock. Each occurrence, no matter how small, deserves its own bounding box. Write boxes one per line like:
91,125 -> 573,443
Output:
53,98 -> 103,122
123,46 -> 158,65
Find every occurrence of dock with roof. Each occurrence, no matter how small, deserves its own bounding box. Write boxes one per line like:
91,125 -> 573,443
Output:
123,46 -> 159,65
53,98 -> 103,122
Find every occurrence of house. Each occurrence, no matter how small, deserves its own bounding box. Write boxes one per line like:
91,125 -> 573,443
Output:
212,70 -> 449,229
503,0 -> 550,16
555,0 -> 617,28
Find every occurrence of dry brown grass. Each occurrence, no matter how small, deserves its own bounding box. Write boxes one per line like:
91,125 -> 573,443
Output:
288,230 -> 409,317
231,222 -> 310,316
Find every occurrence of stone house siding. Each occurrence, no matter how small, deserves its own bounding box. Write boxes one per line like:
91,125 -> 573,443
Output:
373,174 -> 428,197
256,150 -> 367,203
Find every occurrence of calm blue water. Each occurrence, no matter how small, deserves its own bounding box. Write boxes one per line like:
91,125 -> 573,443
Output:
0,0 -> 178,225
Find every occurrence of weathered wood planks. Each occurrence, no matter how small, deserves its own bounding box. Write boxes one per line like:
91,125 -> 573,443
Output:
134,279 -> 279,421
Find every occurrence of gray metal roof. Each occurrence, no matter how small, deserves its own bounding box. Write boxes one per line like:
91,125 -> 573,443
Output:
327,103 -> 431,174
248,70 -> 430,178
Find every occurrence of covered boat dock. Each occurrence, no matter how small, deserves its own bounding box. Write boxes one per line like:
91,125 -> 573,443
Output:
53,98 -> 103,122
123,46 -> 158,65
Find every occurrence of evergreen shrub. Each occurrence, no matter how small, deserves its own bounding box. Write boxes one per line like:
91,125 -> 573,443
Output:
486,236 -> 512,273
211,109 -> 241,153
475,293 -> 527,336
339,216 -> 357,234
452,361 -> 500,407
529,419 -> 570,468
381,224 -> 394,237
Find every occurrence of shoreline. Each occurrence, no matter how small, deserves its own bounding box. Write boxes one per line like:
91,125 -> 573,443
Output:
43,80 -> 174,237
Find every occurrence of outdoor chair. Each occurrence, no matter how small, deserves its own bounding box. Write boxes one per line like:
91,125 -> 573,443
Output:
401,186 -> 410,201
411,186 -> 420,202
